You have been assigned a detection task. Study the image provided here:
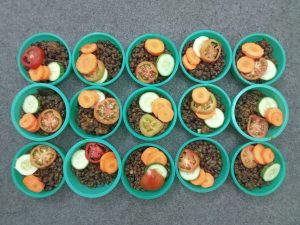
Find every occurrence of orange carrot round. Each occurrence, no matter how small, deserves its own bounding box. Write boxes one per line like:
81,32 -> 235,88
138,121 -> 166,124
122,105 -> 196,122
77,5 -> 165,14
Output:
152,98 -> 172,117
80,43 -> 97,54
262,148 -> 275,164
76,53 -> 97,74
182,54 -> 197,70
29,65 -> 44,82
23,175 -> 45,193
157,106 -> 174,123
42,66 -> 51,81
19,113 -> 37,130
100,152 -> 117,174
242,42 -> 264,59
141,147 -> 159,165
192,87 -> 210,104
253,144 -> 265,165
145,150 -> 167,166
145,38 -> 165,56
195,109 -> 216,120
27,119 -> 40,132
201,172 -> 214,188
190,169 -> 206,186
237,56 -> 255,74
186,47 -> 201,65
265,108 -> 283,126
78,90 -> 96,108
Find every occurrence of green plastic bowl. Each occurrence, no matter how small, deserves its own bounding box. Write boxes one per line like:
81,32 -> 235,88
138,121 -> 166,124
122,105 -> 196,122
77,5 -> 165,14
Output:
17,32 -> 72,86
11,142 -> 65,198
69,86 -> 122,139
72,32 -> 125,86
11,83 -> 70,141
121,143 -> 175,199
175,137 -> 229,193
126,33 -> 179,87
123,87 -> 177,141
178,84 -> 231,137
231,84 -> 289,141
232,33 -> 286,85
230,141 -> 286,196
179,30 -> 232,83
64,139 -> 122,198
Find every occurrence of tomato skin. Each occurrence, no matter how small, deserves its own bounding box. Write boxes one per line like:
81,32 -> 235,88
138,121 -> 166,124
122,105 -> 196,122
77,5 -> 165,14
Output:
38,109 -> 63,133
135,61 -> 158,83
94,98 -> 120,125
178,149 -> 200,172
30,145 -> 57,169
85,142 -> 105,163
140,169 -> 165,191
247,115 -> 269,138
200,39 -> 221,63
240,145 -> 257,168
21,46 -> 45,69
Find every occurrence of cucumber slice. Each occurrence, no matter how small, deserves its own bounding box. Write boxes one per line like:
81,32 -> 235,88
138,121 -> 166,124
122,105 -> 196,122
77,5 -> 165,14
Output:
22,95 -> 39,113
138,92 -> 159,113
261,163 -> 281,182
204,108 -> 225,128
95,90 -> 105,102
261,60 -> 277,81
71,149 -> 89,170
15,154 -> 38,175
146,163 -> 168,178
48,62 -> 64,81
258,97 -> 278,117
156,54 -> 175,77
95,69 -> 108,83
192,36 -> 209,57
179,166 -> 201,181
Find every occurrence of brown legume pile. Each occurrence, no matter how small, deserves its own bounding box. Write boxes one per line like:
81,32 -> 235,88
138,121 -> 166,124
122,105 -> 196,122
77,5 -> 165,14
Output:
127,96 -> 168,135
33,41 -> 69,70
72,146 -> 117,188
129,41 -> 171,83
77,93 -> 118,136
185,141 -> 222,178
182,41 -> 226,80
235,90 -> 264,132
235,39 -> 276,83
20,89 -> 66,136
234,155 -> 269,190
181,93 -> 225,134
34,155 -> 63,191
124,148 -> 171,190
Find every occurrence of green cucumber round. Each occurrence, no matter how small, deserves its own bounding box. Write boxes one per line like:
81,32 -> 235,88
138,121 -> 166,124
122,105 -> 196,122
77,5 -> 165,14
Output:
48,62 -> 64,81
156,54 -> 175,77
261,163 -> 281,182
22,95 -> 39,113
258,97 -> 278,117
146,163 -> 168,178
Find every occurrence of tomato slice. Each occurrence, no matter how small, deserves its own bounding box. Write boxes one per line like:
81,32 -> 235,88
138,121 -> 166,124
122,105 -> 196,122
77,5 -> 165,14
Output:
38,109 -> 63,133
178,149 -> 200,172
247,114 -> 269,138
200,39 -> 221,63
240,145 -> 257,168
85,142 -> 105,163
21,46 -> 45,69
135,61 -> 158,83
30,145 -> 57,169
94,98 -> 120,125
190,93 -> 217,115
241,58 -> 268,80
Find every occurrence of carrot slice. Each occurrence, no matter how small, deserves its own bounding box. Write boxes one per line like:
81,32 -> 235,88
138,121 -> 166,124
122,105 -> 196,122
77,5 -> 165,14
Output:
262,148 -> 275,164
201,172 -> 214,188
23,175 -> 45,193
242,42 -> 264,59
145,38 -> 165,56
182,54 -> 197,70
237,56 -> 255,74
19,113 -> 37,130
100,152 -> 117,173
42,66 -> 51,81
152,98 -> 172,117
192,87 -> 210,104
253,144 -> 265,165
145,150 -> 167,166
101,156 -> 118,174
28,65 -> 44,82
186,47 -> 201,65
141,147 -> 159,165
89,90 -> 99,104
80,43 -> 97,54
27,119 -> 40,132
190,169 -> 206,186
76,53 -> 97,75
157,106 -> 174,123
78,90 -> 96,108
195,109 -> 216,120
265,108 -> 283,126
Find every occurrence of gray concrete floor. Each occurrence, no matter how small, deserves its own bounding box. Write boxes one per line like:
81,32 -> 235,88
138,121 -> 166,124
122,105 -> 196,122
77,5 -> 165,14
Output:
1,0 -> 299,224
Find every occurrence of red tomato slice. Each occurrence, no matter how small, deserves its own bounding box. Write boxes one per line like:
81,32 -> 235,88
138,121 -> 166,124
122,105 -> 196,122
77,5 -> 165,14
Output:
135,61 -> 158,83
85,142 -> 105,163
247,114 -> 269,138
240,145 -> 257,168
21,46 -> 45,69
38,109 -> 62,133
178,149 -> 200,172
94,98 -> 120,125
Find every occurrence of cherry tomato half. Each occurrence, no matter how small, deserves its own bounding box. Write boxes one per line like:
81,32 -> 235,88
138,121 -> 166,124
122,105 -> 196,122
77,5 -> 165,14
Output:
241,58 -> 268,81
200,39 -> 221,63
85,142 -> 106,163
135,61 -> 158,83
30,145 -> 57,169
38,109 -> 63,133
240,145 -> 257,168
21,46 -> 45,69
178,149 -> 200,172
94,98 -> 120,125
247,114 -> 269,138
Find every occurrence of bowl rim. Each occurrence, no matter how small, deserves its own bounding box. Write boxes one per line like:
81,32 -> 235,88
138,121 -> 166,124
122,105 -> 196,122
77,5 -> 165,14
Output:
125,33 -> 179,87
11,83 -> 70,141
17,32 -> 72,86
175,137 -> 230,193
179,29 -> 232,84
178,83 -> 231,137
122,86 -> 177,141
231,32 -> 286,85
69,86 -> 123,139
230,141 -> 286,196
63,139 -> 122,198
11,141 -> 65,198
231,84 -> 289,141
121,143 -> 175,199
71,32 -> 125,86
